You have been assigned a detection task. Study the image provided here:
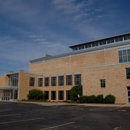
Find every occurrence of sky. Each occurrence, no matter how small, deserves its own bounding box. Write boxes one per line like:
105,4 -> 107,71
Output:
0,0 -> 130,74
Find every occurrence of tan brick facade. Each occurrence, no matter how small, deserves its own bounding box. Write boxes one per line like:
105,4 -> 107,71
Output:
27,48 -> 130,103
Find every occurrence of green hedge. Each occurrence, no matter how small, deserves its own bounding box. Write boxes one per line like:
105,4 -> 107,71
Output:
87,95 -> 97,103
27,89 -> 46,100
79,94 -> 116,104
80,96 -> 88,103
105,94 -> 116,103
96,94 -> 103,103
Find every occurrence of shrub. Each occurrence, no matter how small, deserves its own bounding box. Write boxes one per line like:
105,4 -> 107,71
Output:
105,94 -> 116,103
21,99 -> 26,101
87,95 -> 97,103
96,94 -> 103,103
69,85 -> 82,101
27,89 -> 46,100
80,96 -> 88,103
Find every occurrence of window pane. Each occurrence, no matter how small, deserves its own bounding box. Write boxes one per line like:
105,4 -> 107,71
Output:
45,77 -> 49,86
119,57 -> 123,63
123,56 -> 127,62
38,78 -> 42,87
58,91 -> 64,100
51,77 -> 56,86
123,50 -> 127,56
75,74 -> 81,85
118,51 -> 122,57
127,49 -> 130,56
100,79 -> 105,88
58,76 -> 64,86
66,75 -> 72,85
29,77 -> 35,86
126,68 -> 130,79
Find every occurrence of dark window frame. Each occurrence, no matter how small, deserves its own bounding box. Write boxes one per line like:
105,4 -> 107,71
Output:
74,74 -> 81,85
58,91 -> 64,100
126,68 -> 130,79
66,75 -> 72,85
100,79 -> 106,88
51,77 -> 56,86
38,78 -> 43,87
58,76 -> 64,86
29,77 -> 35,86
51,91 -> 56,100
44,77 -> 49,86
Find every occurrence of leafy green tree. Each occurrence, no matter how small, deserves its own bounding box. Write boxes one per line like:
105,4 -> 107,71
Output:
69,85 -> 82,101
27,89 -> 46,100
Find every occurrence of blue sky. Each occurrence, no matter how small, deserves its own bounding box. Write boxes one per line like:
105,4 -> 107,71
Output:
0,0 -> 130,74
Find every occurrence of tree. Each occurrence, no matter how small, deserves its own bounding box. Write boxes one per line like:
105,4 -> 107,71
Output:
27,89 -> 46,100
69,85 -> 82,101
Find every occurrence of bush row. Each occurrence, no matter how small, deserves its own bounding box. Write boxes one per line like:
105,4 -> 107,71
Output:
80,94 -> 116,103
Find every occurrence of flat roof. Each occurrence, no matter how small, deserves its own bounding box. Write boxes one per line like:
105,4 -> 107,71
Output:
69,32 -> 130,48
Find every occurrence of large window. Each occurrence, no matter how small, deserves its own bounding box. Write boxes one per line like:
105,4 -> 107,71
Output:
44,77 -> 49,86
74,74 -> 81,85
58,91 -> 64,100
118,49 -> 130,63
66,75 -> 72,85
29,77 -> 35,86
8,74 -> 18,86
38,78 -> 42,87
66,90 -> 70,100
51,77 -> 56,86
100,79 -> 105,88
58,76 -> 64,86
126,68 -> 130,79
51,91 -> 56,100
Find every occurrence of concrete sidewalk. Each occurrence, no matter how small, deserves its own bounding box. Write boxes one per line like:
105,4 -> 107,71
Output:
1,100 -> 130,107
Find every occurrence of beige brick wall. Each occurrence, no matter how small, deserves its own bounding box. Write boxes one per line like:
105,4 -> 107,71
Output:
18,70 -> 40,100
82,63 -> 130,104
0,75 -> 5,86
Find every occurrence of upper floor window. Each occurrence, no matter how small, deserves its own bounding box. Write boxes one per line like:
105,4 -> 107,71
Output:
85,44 -> 91,48
58,76 -> 64,86
92,43 -> 98,47
107,39 -> 114,44
8,74 -> 18,86
99,41 -> 106,45
44,77 -> 49,86
124,35 -> 130,40
79,45 -> 84,50
29,77 -> 35,86
126,68 -> 130,79
51,77 -> 56,86
66,75 -> 72,85
38,78 -> 43,87
100,79 -> 105,88
74,74 -> 81,85
118,49 -> 130,63
115,37 -> 123,42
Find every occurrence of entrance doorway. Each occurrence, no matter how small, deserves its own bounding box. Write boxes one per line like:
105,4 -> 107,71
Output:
1,90 -> 18,101
127,87 -> 130,102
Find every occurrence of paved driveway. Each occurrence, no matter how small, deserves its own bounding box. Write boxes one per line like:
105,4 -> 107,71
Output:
0,102 -> 130,130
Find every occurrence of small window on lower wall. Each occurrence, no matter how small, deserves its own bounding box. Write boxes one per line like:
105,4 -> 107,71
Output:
51,91 -> 56,100
100,79 -> 105,88
126,68 -> 130,79
29,77 -> 35,86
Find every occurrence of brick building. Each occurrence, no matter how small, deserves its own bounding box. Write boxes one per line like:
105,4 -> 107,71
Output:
0,33 -> 130,103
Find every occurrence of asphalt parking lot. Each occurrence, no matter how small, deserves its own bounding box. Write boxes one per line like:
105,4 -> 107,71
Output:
0,102 -> 130,130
